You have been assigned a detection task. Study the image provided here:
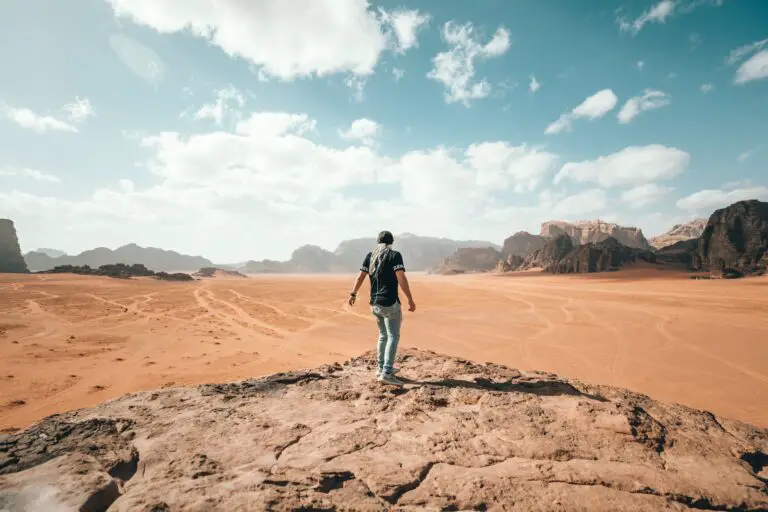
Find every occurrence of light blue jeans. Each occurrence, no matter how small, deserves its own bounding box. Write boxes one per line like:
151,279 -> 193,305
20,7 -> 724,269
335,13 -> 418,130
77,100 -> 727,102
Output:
371,302 -> 402,374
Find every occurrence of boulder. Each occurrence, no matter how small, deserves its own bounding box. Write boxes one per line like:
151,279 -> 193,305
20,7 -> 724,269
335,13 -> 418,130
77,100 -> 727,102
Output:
0,219 -> 28,273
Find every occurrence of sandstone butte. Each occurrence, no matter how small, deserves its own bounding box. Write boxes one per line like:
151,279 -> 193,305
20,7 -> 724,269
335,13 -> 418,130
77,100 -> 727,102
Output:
1,349 -> 767,511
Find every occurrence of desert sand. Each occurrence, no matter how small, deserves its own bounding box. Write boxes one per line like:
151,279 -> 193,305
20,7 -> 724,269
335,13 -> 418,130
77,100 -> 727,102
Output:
1,270 -> 767,431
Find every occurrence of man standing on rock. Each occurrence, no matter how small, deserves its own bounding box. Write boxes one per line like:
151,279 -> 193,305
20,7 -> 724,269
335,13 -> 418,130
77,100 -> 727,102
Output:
348,230 -> 416,387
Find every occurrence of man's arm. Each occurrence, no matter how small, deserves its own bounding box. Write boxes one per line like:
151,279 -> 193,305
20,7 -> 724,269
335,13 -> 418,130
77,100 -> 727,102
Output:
395,270 -> 416,312
349,254 -> 370,306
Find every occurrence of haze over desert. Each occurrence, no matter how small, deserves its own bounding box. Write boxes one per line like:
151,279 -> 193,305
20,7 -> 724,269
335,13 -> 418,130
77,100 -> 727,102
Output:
2,269 -> 767,431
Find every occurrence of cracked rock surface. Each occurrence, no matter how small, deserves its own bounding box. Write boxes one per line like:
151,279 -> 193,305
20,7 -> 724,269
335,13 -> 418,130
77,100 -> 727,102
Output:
1,348 -> 767,511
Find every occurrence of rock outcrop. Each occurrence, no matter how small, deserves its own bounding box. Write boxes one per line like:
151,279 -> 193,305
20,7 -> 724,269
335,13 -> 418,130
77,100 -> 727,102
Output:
654,239 -> 700,268
501,231 -> 548,259
39,264 -> 194,281
696,200 -> 768,276
1,349 -> 766,511
541,220 -> 651,250
551,237 -> 656,273
435,247 -> 502,274
25,243 -> 212,272
193,267 -> 248,278
519,234 -> 575,271
649,219 -> 707,250
0,219 -> 28,274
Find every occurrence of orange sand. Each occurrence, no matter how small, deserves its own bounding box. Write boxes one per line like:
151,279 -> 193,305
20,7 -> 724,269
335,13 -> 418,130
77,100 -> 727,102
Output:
1,270 -> 767,430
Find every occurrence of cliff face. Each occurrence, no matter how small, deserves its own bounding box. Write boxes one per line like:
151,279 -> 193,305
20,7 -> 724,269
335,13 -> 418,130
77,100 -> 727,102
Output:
696,200 -> 768,275
519,234 -> 574,271
541,220 -> 651,250
649,219 -> 707,249
0,219 -> 28,273
500,231 -> 547,258
551,237 -> 656,274
435,247 -> 502,274
1,349 -> 766,511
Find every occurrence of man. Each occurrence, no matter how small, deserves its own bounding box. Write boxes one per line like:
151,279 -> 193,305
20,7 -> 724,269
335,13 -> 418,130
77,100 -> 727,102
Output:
348,230 -> 416,387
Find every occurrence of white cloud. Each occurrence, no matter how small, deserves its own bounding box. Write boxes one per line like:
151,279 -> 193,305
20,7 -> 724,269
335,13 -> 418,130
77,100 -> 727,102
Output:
118,179 -> 135,193
636,60 -> 645,71
737,149 -> 755,163
106,0 -> 426,81
380,9 -> 430,54
528,75 -> 540,93
676,186 -> 768,212
552,189 -> 608,216
0,103 -> 78,134
338,118 -> 382,147
618,0 -> 675,35
700,83 -> 714,93
0,168 -> 61,183
63,97 -> 96,123
725,39 -> 768,66
621,183 -> 673,209
617,89 -> 670,124
427,22 -> 511,106
343,75 -> 367,103
192,85 -> 245,125
392,68 -> 405,82
734,50 -> 768,85
554,144 -> 690,187
545,88 -> 618,134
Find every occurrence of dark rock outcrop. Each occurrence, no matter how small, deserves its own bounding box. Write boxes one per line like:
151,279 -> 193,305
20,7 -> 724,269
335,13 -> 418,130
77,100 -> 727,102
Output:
551,237 -> 656,273
520,234 -> 575,270
24,243 -> 212,272
695,200 -> 768,276
650,219 -> 707,249
654,239 -> 699,267
501,231 -> 548,259
39,264 -> 193,281
193,267 -> 248,278
1,349 -> 766,511
0,220 -> 28,274
541,220 -> 651,250
435,247 -> 502,274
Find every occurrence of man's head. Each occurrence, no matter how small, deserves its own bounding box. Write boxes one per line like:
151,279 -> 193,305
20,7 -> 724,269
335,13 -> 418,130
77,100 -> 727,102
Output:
377,230 -> 394,245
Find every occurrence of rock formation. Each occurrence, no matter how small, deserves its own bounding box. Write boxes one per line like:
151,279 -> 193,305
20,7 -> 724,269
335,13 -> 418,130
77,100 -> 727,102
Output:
289,245 -> 338,273
32,248 -> 67,258
519,234 -> 575,271
193,267 -> 248,278
654,239 -> 700,268
1,349 -> 766,511
0,219 -> 28,274
435,247 -> 502,274
649,219 -> 707,249
551,237 -> 656,273
541,220 -> 651,250
696,200 -> 768,276
38,264 -> 193,281
25,243 -> 212,272
501,231 -> 548,258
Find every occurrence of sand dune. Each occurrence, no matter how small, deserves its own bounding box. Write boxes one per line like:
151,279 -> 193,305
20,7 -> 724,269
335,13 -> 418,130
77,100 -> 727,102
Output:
1,270 -> 767,430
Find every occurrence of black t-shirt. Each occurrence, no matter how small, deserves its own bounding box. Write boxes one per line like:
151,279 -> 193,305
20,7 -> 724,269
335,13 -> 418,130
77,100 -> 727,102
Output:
360,249 -> 405,306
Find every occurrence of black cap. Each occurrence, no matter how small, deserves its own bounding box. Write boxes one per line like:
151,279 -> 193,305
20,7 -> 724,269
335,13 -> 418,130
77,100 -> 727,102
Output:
377,230 -> 394,244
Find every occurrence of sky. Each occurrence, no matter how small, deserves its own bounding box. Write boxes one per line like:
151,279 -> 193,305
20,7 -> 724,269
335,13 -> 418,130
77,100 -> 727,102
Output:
0,0 -> 766,262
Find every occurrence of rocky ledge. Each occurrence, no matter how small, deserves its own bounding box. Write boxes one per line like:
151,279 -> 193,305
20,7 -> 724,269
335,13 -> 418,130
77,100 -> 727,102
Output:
1,349 -> 767,511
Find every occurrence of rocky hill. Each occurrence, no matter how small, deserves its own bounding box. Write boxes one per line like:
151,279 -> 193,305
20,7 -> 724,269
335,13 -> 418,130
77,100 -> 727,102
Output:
517,234 -> 575,271
434,247 -> 502,274
1,349 -> 766,511
649,219 -> 707,249
695,199 -> 768,276
551,237 -> 656,273
501,231 -> 548,258
32,248 -> 67,258
541,220 -> 651,250
193,267 -> 248,278
38,263 -> 194,281
24,243 -> 212,272
0,219 -> 28,274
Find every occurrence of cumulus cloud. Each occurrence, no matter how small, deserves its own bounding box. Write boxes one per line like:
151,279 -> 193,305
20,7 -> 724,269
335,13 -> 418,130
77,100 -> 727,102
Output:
545,89 -> 618,134
726,39 -> 768,84
0,102 -> 78,134
554,144 -> 690,187
338,118 -> 382,147
676,186 -> 768,212
725,39 -> 768,66
617,89 -> 671,124
621,183 -> 673,209
529,75 -> 540,93
63,97 -> 96,123
192,85 -> 245,125
427,22 -> 511,106
0,168 -> 61,183
106,0 -> 427,81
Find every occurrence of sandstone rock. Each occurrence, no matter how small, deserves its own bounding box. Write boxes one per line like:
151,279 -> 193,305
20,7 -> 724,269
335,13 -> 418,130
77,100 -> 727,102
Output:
696,200 -> 768,276
541,220 -> 651,250
551,237 -> 656,273
650,219 -> 707,249
501,231 -> 548,258
0,219 -> 28,274
520,234 -> 575,270
289,245 -> 338,273
435,247 -> 502,274
654,239 -> 699,268
1,349 -> 766,511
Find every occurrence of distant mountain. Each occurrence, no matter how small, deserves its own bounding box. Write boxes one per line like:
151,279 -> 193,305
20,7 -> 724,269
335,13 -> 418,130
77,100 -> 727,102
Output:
649,219 -> 707,249
24,243 -> 212,272
434,247 -> 502,274
0,219 -> 29,273
33,248 -> 67,258
540,220 -> 651,250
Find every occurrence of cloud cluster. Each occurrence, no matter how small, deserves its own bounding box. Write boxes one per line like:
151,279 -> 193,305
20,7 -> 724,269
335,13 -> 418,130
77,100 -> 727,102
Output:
617,89 -> 671,124
0,97 -> 96,134
545,89 -> 618,134
427,22 -> 511,106
727,39 -> 768,84
191,85 -> 245,125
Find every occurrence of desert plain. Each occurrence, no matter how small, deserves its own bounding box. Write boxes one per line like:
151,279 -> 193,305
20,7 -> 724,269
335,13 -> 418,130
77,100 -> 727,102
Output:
1,269 -> 767,431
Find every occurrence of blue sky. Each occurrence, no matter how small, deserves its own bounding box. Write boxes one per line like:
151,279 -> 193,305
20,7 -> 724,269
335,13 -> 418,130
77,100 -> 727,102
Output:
0,0 -> 766,261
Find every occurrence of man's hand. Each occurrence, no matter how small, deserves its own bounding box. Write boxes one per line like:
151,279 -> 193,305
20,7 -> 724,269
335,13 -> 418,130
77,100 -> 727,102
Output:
408,300 -> 416,312
348,293 -> 357,306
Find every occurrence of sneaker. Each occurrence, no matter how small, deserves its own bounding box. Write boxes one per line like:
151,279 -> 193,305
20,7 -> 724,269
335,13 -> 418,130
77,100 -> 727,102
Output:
378,373 -> 404,387
376,367 -> 399,378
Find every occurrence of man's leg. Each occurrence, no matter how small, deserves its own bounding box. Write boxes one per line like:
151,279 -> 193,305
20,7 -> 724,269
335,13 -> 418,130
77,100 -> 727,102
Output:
382,304 -> 402,375
372,307 -> 388,374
